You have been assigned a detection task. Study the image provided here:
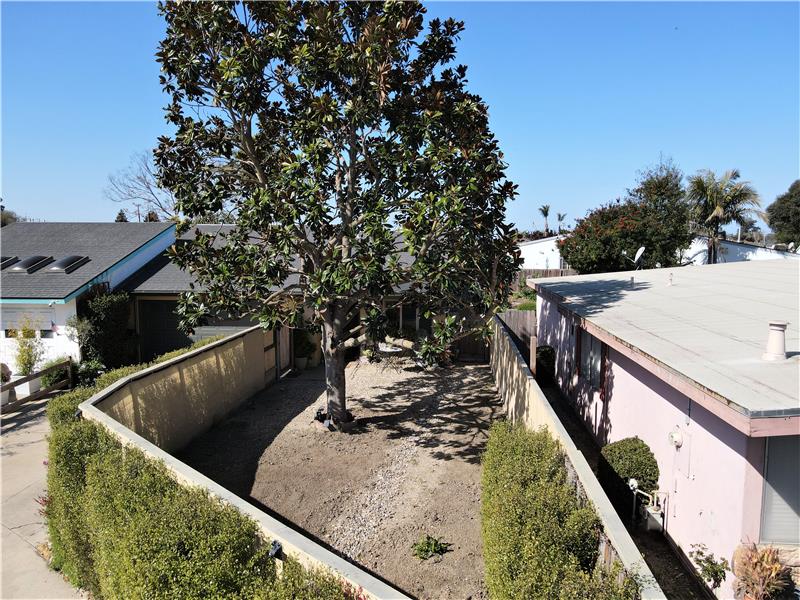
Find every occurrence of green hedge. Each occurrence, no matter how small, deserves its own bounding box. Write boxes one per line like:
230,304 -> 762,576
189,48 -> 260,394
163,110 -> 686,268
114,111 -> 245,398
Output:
46,334 -> 351,599
600,437 -> 660,494
481,421 -> 637,600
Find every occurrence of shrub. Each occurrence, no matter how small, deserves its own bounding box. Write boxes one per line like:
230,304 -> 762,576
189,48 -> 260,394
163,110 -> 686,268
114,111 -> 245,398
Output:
47,417 -> 353,599
516,300 -> 537,311
733,544 -> 792,600
535,346 -> 556,382
689,543 -> 729,591
482,421 -> 611,599
292,329 -> 315,359
40,356 -> 72,388
15,317 -> 45,375
46,336 -> 353,599
84,443 -> 275,598
46,387 -> 96,432
75,359 -> 105,387
600,437 -> 659,494
70,290 -> 137,369
153,335 -> 224,363
93,363 -> 149,391
46,419 -> 115,590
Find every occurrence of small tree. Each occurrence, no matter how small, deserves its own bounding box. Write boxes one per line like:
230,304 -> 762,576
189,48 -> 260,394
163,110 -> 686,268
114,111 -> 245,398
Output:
114,209 -> 129,223
156,1 -> 520,426
687,169 -> 761,264
14,317 -> 45,376
766,180 -> 800,246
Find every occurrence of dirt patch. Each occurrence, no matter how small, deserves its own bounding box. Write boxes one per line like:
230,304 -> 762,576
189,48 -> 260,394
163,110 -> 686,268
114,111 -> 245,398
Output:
179,359 -> 502,599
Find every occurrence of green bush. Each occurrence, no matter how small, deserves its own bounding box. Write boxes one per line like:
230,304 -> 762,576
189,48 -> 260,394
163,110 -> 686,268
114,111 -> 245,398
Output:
600,437 -> 660,494
93,363 -> 149,392
481,422 -> 636,600
85,443 -> 275,598
46,334 -> 353,599
516,300 -> 537,311
46,387 -> 96,432
71,290 -> 137,369
153,335 -> 224,363
47,417 -> 352,599
40,356 -> 73,388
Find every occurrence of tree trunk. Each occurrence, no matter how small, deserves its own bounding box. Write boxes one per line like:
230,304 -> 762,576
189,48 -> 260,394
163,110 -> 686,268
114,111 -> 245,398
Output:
321,317 -> 348,425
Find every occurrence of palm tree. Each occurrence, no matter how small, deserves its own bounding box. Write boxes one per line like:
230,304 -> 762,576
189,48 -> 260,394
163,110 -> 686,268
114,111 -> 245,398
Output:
556,212 -> 567,233
539,205 -> 551,234
686,169 -> 760,264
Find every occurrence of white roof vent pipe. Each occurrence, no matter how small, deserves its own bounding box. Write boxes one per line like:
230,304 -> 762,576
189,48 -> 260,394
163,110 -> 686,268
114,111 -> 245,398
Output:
762,321 -> 788,361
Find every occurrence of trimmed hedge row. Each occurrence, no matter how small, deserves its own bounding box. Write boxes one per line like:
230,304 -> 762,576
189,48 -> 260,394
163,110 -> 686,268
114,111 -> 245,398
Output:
46,335 -> 353,599
481,421 -> 638,600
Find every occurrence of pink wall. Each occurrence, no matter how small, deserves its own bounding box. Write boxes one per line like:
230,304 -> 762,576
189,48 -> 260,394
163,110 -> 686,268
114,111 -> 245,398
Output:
537,296 -> 762,599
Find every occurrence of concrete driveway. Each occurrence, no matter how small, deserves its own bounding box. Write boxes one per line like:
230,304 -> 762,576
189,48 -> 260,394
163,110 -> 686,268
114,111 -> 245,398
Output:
1,398 -> 83,599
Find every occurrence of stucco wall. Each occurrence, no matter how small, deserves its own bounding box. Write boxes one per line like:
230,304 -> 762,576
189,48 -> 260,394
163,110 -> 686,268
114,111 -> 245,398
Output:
536,295 -> 759,599
518,236 -> 565,270
0,300 -> 80,373
94,326 -> 269,453
489,316 -> 666,599
682,237 -> 800,265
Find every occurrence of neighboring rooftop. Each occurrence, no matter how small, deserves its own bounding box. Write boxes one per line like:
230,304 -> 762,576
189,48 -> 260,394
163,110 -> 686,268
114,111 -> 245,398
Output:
122,225 -> 242,294
1,222 -> 174,300
532,260 -> 800,417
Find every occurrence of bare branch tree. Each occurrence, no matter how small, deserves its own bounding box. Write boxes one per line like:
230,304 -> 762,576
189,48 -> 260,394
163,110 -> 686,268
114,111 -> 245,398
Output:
104,152 -> 178,221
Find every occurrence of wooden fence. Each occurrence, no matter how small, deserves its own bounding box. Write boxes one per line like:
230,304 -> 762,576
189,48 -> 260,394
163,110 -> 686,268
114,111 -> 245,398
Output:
1,359 -> 73,414
513,268 -> 577,291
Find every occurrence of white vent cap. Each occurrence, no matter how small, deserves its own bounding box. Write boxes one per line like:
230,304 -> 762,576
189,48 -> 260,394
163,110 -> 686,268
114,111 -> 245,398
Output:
762,321 -> 788,361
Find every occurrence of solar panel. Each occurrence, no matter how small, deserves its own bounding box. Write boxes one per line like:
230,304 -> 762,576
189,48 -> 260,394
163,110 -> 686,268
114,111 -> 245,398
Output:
8,255 -> 53,273
0,256 -> 19,270
47,255 -> 90,274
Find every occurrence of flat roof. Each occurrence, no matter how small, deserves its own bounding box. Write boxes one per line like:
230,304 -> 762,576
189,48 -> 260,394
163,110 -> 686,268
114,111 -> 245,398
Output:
1,222 -> 174,300
532,260 -> 800,418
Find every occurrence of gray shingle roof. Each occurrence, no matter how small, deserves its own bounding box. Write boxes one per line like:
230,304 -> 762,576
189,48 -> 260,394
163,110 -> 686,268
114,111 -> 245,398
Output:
1,222 -> 173,299
123,225 -> 235,294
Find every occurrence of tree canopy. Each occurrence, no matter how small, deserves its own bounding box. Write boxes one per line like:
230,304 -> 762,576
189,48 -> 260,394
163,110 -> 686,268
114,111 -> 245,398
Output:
686,169 -> 760,264
559,160 -> 692,274
155,1 -> 519,424
766,180 -> 800,246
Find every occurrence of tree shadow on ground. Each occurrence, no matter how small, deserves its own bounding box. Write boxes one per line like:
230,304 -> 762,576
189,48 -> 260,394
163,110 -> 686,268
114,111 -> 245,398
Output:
350,361 -> 502,465
175,368 -> 327,498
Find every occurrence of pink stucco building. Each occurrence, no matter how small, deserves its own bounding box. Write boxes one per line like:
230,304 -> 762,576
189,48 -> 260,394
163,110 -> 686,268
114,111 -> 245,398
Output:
533,260 -> 799,599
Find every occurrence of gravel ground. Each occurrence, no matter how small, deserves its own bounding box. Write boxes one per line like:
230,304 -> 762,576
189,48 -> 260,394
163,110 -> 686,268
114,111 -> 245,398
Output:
179,358 -> 502,599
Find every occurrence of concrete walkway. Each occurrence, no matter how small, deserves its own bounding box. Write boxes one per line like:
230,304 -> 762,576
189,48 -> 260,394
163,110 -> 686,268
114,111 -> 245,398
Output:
1,398 -> 83,599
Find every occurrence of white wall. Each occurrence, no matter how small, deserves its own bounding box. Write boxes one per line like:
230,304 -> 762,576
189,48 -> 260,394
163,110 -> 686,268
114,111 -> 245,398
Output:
0,301 -> 80,374
518,236 -> 565,270
682,237 -> 800,265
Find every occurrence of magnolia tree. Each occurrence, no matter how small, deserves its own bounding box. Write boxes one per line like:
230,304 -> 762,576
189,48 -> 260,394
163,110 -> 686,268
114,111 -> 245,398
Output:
155,1 -> 520,426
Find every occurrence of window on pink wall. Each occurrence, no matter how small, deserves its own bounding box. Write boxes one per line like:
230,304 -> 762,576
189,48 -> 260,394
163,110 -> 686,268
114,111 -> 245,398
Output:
760,435 -> 800,544
579,329 -> 604,390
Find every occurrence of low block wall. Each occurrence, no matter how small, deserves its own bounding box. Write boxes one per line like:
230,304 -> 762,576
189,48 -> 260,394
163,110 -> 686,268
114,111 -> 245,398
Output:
92,326 -> 271,453
80,327 -> 408,600
490,316 -> 666,599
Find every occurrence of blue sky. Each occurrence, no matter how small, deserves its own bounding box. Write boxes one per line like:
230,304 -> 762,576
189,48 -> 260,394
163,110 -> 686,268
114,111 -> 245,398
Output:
3,1 -> 798,231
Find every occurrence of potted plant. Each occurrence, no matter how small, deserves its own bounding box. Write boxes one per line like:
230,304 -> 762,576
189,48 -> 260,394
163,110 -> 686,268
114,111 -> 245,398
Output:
734,544 -> 792,600
293,329 -> 314,370
12,317 -> 45,398
1,363 -> 15,406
